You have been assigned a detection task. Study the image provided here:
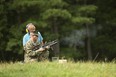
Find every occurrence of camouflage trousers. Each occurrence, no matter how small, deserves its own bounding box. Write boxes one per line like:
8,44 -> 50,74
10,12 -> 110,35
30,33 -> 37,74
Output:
37,50 -> 49,61
38,50 -> 49,61
24,50 -> 49,63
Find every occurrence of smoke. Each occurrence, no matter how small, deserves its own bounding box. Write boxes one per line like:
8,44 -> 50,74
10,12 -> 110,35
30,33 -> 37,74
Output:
62,29 -> 86,47
61,25 -> 97,47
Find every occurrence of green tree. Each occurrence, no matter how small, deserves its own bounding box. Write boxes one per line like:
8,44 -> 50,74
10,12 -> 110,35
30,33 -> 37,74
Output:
0,0 -> 115,61
63,0 -> 97,60
0,0 -> 9,61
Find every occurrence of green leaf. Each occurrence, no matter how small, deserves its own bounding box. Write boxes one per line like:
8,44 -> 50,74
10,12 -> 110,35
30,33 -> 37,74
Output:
78,5 -> 97,15
42,9 -> 71,20
72,17 -> 95,24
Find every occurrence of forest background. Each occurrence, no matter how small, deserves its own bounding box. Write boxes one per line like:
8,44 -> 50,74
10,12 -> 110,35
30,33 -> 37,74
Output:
0,0 -> 116,62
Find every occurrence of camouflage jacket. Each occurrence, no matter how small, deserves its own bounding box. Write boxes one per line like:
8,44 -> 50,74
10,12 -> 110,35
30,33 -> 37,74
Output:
24,39 -> 42,62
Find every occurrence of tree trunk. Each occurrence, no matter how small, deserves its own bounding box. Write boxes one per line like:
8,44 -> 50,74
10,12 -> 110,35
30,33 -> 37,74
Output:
86,24 -> 92,60
51,19 -> 60,57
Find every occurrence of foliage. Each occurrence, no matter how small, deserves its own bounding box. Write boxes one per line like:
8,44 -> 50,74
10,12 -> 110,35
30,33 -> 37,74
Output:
0,0 -> 116,61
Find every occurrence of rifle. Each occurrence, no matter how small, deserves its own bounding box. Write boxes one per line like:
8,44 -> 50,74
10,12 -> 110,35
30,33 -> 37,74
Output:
33,40 -> 58,51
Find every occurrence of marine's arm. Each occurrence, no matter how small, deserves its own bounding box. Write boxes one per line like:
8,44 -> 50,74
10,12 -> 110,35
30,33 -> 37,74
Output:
25,41 -> 45,56
25,42 -> 38,56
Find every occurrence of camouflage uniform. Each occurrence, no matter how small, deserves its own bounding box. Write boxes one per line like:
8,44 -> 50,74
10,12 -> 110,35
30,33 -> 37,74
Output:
24,39 -> 49,63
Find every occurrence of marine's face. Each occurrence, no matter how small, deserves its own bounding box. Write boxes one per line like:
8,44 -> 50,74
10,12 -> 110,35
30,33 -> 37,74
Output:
30,33 -> 38,42
33,35 -> 38,42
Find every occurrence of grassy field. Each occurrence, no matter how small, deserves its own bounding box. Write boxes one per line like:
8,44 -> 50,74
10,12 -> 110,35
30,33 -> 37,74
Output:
0,61 -> 116,77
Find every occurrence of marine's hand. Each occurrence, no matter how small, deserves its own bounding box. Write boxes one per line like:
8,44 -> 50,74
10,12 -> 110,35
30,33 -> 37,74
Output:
45,46 -> 50,49
39,47 -> 45,51
36,47 -> 45,52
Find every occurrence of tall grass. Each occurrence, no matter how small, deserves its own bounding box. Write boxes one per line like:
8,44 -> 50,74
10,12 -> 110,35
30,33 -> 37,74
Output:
0,61 -> 116,77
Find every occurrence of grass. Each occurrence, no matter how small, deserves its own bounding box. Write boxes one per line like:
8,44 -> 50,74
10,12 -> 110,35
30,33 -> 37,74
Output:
0,61 -> 116,77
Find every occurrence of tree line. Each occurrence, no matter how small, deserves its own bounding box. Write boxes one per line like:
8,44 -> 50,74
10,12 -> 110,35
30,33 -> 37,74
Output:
0,0 -> 116,62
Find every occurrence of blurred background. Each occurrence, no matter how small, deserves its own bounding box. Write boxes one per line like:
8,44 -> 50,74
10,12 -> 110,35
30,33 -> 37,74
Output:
0,0 -> 116,62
